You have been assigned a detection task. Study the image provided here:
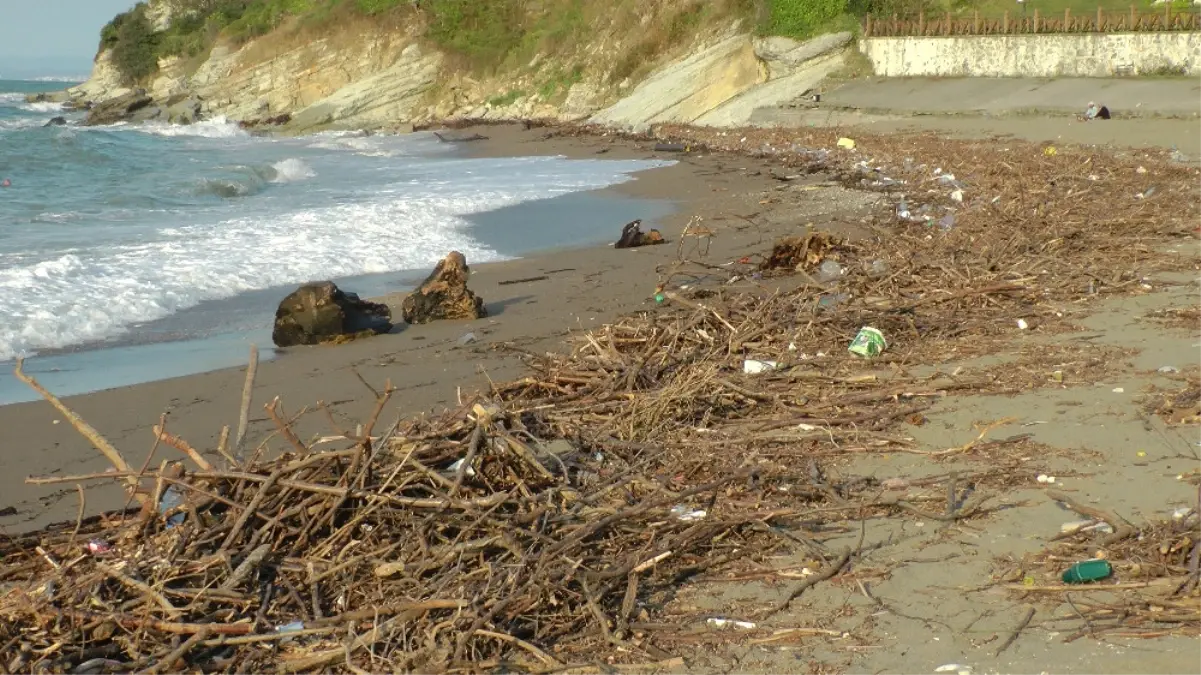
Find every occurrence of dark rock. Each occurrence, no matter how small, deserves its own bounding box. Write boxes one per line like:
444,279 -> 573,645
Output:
84,90 -> 155,126
239,113 -> 292,129
614,219 -> 666,249
24,91 -> 68,104
272,281 -> 392,347
43,116 -> 67,127
402,251 -> 487,324
433,131 -> 488,143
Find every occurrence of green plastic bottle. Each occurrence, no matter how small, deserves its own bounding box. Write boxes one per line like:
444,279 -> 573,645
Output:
1062,559 -> 1112,584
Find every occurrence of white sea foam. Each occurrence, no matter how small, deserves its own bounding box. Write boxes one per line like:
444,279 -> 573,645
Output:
19,101 -> 65,113
132,116 -> 248,139
270,158 -> 315,183
0,155 -> 669,360
0,118 -> 40,131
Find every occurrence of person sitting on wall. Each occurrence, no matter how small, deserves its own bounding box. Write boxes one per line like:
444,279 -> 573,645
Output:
1083,102 -> 1111,121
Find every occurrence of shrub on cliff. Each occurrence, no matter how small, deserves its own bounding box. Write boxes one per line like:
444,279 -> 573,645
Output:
109,4 -> 161,83
762,0 -> 849,37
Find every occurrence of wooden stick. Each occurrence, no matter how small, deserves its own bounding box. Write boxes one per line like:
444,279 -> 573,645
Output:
14,358 -> 144,504
68,484 -> 85,549
235,344 -> 258,454
152,425 -> 214,471
141,626 -> 210,674
767,548 -> 851,616
54,608 -> 254,635
266,397 -> 309,456
994,605 -> 1036,656
215,425 -> 237,468
1046,490 -> 1135,546
95,562 -> 181,617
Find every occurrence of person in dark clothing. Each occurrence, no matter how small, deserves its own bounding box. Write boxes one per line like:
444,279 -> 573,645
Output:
1084,102 -> 1111,120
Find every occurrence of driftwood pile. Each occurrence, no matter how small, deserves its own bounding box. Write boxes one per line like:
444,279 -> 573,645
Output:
2,125 -> 1199,672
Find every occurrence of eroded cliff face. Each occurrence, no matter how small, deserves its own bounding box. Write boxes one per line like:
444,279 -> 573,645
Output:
64,1 -> 852,134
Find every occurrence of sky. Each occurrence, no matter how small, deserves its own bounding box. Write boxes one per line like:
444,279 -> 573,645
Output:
0,0 -> 139,78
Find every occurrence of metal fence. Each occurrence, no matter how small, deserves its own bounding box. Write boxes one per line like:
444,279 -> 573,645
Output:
863,5 -> 1201,36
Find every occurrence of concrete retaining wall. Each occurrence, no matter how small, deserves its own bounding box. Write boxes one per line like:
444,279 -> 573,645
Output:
861,32 -> 1201,77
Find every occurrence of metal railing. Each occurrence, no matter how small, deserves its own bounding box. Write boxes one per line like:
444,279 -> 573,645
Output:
863,4 -> 1201,36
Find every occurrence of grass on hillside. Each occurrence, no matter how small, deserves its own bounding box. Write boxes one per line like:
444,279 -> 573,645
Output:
97,0 -> 959,86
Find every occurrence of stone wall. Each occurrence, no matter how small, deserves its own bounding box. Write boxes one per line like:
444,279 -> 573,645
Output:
860,32 -> 1201,77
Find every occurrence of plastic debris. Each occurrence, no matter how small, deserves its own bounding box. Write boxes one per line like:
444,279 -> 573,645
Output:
937,213 -> 955,232
848,327 -> 886,358
1060,520 -> 1113,535
276,621 -> 306,633
1036,474 -> 1057,484
86,539 -> 112,555
866,259 -> 889,278
457,332 -> 477,345
1062,558 -> 1112,584
896,197 -> 911,220
1136,166 -> 1147,174
71,658 -> 122,673
670,505 -> 708,522
706,617 -> 757,630
1158,366 -> 1179,373
159,486 -> 186,528
934,665 -> 973,675
1044,146 -> 1057,156
815,259 -> 844,283
1016,318 -> 1029,330
743,359 -> 778,374
447,458 -> 477,478
950,189 -> 964,203
836,137 -> 856,150
1136,187 -> 1156,199
1112,387 -> 1124,393
818,292 -> 848,309
1173,507 -> 1195,521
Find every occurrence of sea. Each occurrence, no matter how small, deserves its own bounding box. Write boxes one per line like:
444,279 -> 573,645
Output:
0,79 -> 673,405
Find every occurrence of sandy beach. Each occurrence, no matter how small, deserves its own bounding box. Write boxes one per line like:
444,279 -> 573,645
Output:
0,125 -> 831,531
2,118 -> 1198,673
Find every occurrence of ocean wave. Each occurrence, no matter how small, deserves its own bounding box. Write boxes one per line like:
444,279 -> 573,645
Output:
0,118 -> 41,131
20,101 -> 65,113
270,158 -> 315,183
0,153 -> 670,360
0,193 -> 504,360
28,76 -> 86,83
132,116 -> 248,139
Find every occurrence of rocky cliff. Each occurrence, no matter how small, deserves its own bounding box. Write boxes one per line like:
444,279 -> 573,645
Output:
49,0 -> 856,134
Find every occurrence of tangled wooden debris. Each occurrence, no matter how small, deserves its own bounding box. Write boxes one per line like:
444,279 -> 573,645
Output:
2,123 -> 1199,673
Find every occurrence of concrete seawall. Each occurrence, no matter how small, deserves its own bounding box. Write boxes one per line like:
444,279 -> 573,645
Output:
861,32 -> 1201,77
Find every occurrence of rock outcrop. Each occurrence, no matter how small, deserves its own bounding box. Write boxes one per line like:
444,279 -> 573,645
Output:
84,90 -> 156,126
589,32 -> 763,130
614,220 -> 666,249
58,0 -> 856,132
402,252 -> 486,324
43,116 -> 67,127
272,281 -> 392,347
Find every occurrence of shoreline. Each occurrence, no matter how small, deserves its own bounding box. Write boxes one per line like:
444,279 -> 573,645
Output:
0,123 -> 804,532
0,122 -> 676,404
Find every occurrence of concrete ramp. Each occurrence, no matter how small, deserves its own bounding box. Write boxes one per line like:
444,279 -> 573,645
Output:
818,77 -> 1201,118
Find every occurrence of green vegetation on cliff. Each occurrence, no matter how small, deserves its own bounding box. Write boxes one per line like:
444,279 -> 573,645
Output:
98,0 -> 918,85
